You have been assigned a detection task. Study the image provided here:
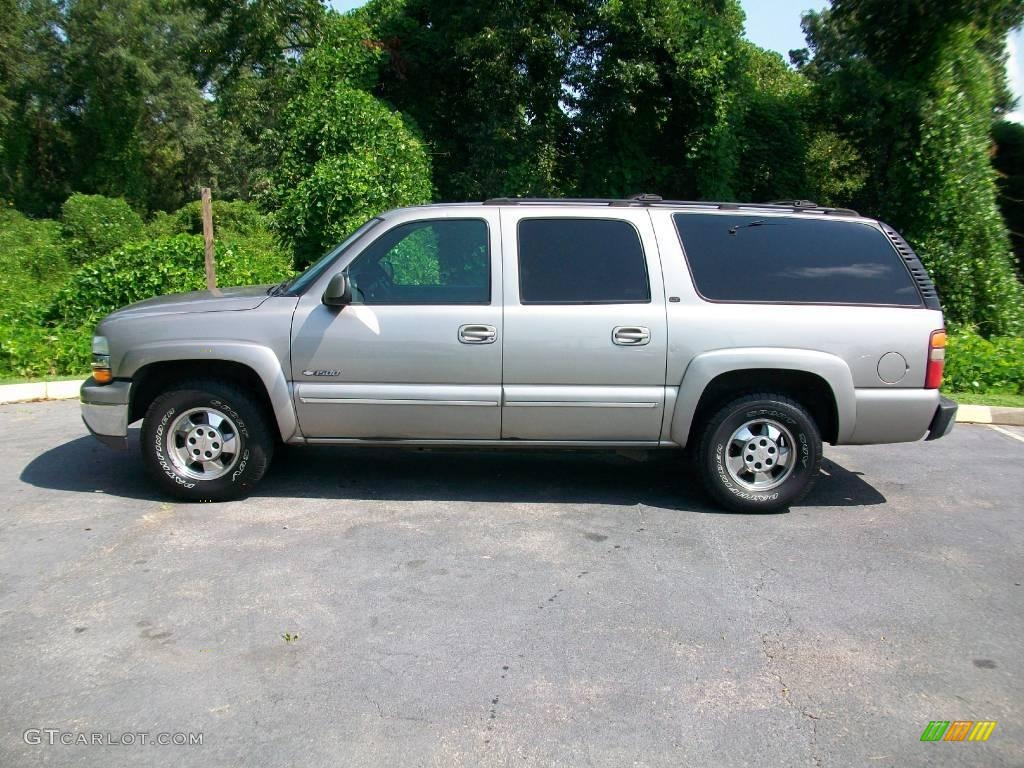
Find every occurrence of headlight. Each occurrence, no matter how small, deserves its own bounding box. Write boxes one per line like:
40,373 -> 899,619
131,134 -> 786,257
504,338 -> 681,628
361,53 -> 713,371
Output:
91,335 -> 112,384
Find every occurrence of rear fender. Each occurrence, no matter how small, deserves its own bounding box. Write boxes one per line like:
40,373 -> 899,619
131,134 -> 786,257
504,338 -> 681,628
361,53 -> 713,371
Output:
667,348 -> 856,447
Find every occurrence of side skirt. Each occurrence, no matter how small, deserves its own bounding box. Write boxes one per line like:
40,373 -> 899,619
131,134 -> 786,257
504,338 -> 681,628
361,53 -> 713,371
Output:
291,437 -> 679,449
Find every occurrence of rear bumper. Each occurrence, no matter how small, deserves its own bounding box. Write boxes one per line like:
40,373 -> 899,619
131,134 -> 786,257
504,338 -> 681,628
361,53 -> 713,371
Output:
925,395 -> 957,441
844,388 -> 944,445
80,378 -> 131,449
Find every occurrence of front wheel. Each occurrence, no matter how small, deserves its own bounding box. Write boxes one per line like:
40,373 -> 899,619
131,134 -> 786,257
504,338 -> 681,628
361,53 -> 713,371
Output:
697,393 -> 821,513
141,380 -> 274,502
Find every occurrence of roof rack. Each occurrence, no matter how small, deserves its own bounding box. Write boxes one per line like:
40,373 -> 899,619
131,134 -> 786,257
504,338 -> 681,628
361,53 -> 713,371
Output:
482,195 -> 860,217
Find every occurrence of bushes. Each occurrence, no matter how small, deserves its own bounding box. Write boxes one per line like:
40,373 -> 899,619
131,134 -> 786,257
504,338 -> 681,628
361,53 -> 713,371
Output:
145,199 -> 270,238
266,14 -> 432,269
48,234 -> 292,326
0,324 -> 91,379
269,85 -> 432,269
944,331 -> 1024,395
0,208 -> 81,377
61,193 -> 144,264
0,196 -> 291,378
0,207 -> 70,308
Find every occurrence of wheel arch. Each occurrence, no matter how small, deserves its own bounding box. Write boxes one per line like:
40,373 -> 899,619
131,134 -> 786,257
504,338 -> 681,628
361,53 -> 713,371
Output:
123,343 -> 297,442
669,349 -> 855,448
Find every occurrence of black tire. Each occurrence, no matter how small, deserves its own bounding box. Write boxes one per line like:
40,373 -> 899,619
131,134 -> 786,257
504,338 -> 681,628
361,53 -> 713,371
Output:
697,393 -> 821,513
141,380 -> 274,502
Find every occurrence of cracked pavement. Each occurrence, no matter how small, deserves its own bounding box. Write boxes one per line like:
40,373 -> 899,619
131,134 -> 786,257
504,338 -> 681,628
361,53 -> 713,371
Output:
0,400 -> 1021,767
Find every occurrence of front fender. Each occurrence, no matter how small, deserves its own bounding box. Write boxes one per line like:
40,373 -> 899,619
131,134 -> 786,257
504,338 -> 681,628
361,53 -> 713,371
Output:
668,348 -> 856,447
119,341 -> 298,441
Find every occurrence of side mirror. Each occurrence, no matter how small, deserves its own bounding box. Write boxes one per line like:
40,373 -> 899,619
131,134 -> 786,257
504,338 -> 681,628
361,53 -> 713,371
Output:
322,272 -> 351,308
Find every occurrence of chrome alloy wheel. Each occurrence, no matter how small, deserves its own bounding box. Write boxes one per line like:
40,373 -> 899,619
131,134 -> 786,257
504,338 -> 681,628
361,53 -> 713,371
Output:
724,418 -> 796,492
166,407 -> 241,481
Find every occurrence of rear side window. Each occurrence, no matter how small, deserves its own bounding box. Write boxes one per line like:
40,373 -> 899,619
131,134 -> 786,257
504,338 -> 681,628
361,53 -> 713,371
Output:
518,218 -> 651,304
673,214 -> 923,306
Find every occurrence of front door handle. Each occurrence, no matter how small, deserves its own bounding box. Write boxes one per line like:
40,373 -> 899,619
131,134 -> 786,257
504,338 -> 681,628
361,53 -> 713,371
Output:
459,324 -> 497,344
612,326 -> 651,346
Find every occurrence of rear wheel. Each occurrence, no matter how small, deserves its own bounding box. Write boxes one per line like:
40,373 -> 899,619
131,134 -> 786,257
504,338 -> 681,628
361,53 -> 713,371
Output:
697,393 -> 821,513
141,380 -> 274,501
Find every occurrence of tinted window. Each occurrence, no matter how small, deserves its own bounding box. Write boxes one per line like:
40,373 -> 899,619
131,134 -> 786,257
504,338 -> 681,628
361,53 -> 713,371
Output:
287,217 -> 382,295
518,218 -> 650,304
347,219 -> 489,304
674,214 -> 922,306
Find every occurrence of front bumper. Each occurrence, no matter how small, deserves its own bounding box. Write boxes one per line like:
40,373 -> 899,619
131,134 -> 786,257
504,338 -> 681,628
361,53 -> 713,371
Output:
80,378 -> 132,449
925,395 -> 957,441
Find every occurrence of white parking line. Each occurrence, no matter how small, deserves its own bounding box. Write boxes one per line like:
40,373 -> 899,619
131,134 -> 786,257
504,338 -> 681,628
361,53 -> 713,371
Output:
987,424 -> 1024,444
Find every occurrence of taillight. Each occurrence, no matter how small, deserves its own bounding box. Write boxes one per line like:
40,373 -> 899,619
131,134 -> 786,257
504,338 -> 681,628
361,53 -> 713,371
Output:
925,330 -> 946,389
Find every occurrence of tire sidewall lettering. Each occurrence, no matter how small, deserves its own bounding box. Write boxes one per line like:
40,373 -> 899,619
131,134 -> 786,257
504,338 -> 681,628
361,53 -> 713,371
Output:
231,449 -> 250,484
210,399 -> 249,439
713,443 -> 781,502
711,403 -> 816,504
151,397 -> 251,490
153,406 -> 196,489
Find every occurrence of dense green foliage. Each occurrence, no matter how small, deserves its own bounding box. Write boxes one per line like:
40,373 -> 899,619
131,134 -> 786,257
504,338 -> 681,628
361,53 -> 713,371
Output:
146,199 -> 274,239
798,0 -> 1024,335
0,207 -> 70,309
574,0 -> 748,199
268,86 -> 432,268
370,0 -> 588,199
48,234 -> 291,326
0,206 -> 82,376
0,0 -> 1022,394
992,119 -> 1024,274
946,331 -> 1024,394
0,198 -> 289,378
267,12 -> 431,267
61,193 -> 145,264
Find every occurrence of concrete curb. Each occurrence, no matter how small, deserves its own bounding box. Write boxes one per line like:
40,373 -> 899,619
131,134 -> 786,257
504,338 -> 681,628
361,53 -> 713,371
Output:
955,403 -> 1024,427
0,380 -> 1022,427
0,379 -> 85,405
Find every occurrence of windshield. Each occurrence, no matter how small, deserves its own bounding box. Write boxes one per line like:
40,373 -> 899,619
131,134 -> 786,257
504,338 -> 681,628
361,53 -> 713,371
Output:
283,217 -> 385,296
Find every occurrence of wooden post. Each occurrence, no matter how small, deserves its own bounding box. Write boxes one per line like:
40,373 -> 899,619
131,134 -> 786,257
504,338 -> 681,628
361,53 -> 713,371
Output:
201,187 -> 217,290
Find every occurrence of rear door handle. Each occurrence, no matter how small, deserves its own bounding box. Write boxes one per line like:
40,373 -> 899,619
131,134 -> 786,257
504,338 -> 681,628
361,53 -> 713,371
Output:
459,324 -> 497,344
612,326 -> 651,346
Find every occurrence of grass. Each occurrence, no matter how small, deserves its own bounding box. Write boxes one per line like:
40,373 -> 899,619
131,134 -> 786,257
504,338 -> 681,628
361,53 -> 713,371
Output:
947,391 -> 1024,408
0,374 -> 87,386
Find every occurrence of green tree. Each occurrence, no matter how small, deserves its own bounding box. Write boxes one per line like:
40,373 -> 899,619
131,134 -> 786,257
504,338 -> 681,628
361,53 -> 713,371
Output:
801,130 -> 867,207
372,0 -> 587,200
61,193 -> 145,264
801,0 -> 1024,334
266,12 -> 432,267
732,44 -> 810,203
572,0 -> 747,199
992,119 -> 1024,275
187,0 -> 328,202
62,0 -> 209,213
0,0 -> 16,178
0,0 -> 73,214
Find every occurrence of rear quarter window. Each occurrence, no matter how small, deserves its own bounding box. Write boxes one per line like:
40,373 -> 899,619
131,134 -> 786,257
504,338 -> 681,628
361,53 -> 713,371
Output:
673,214 -> 923,306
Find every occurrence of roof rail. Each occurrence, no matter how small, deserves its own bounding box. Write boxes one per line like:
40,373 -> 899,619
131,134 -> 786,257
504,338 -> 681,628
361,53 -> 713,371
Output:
482,196 -> 861,217
766,199 -> 819,208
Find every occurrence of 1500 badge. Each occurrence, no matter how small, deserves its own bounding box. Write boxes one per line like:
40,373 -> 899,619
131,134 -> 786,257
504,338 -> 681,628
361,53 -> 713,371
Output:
302,369 -> 341,377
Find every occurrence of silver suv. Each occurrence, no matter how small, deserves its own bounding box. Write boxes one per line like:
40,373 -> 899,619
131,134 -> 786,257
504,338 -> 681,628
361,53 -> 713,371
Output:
80,197 -> 956,512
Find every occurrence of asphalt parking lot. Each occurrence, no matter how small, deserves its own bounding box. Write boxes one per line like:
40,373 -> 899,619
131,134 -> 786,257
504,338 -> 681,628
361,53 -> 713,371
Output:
0,399 -> 1021,767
